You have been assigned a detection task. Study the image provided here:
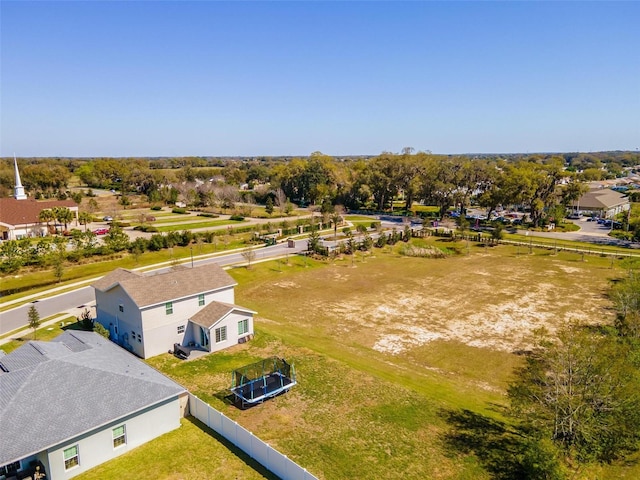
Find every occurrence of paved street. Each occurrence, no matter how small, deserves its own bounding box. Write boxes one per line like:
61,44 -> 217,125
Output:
0,240 -> 306,336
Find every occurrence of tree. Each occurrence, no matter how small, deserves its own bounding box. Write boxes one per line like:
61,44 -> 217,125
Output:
265,197 -> 274,215
307,227 -> 321,254
491,223 -> 504,243
28,304 -> 41,339
241,247 -> 256,269
78,211 -> 92,231
38,209 -> 55,233
78,308 -> 93,330
508,324 -> 640,463
104,224 -> 130,252
87,197 -> 99,214
611,271 -> 640,339
53,207 -> 74,231
331,205 -> 345,240
52,254 -> 64,283
274,188 -> 287,215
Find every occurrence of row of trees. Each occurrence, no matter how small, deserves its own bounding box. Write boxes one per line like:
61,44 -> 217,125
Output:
4,152 -> 637,222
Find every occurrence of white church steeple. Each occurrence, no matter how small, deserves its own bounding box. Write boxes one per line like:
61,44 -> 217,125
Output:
13,155 -> 27,200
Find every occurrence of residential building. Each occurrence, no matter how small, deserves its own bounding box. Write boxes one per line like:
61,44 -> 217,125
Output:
0,331 -> 187,480
92,263 -> 255,359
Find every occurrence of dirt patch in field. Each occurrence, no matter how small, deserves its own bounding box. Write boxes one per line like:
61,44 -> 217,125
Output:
245,250 -> 616,357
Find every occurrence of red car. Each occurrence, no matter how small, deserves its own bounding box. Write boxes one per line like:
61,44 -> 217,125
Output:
93,228 -> 109,235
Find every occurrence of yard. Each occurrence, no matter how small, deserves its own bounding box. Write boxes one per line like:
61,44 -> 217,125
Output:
138,239 -> 639,480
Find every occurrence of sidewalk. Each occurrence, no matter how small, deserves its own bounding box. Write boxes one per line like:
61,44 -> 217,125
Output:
0,303 -> 95,347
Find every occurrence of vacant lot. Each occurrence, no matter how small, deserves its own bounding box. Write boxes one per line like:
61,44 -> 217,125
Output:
144,239 -> 638,480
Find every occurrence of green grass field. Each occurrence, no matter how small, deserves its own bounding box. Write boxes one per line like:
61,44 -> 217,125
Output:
155,219 -> 245,232
141,239 -> 638,480
7,236 -> 640,479
75,418 -> 276,480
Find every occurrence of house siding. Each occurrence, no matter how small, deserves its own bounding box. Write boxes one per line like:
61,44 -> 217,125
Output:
95,289 -> 143,356
139,286 -> 235,358
45,397 -> 180,480
210,311 -> 254,353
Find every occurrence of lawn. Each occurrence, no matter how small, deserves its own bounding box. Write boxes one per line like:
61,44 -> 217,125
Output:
155,218 -> 246,232
145,239 -> 638,480
75,418 -> 276,480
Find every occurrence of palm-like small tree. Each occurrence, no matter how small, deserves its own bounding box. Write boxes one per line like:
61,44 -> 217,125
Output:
78,211 -> 92,231
54,207 -> 74,231
38,209 -> 55,233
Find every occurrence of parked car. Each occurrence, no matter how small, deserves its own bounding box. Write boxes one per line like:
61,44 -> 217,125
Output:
93,228 -> 109,235
103,216 -> 113,222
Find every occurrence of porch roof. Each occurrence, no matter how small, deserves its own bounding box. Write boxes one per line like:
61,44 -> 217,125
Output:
190,301 -> 255,329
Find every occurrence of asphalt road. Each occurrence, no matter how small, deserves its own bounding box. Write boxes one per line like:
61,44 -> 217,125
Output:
0,240 -> 306,336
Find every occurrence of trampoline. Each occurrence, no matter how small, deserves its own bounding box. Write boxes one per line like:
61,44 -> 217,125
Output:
230,357 -> 296,408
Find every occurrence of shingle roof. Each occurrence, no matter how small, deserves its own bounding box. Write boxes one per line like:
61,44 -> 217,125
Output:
0,330 -> 186,465
575,189 -> 629,210
190,301 -> 255,329
93,263 -> 237,307
91,268 -> 141,291
0,198 -> 77,227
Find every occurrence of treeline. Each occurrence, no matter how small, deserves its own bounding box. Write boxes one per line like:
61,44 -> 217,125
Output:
1,151 -> 638,205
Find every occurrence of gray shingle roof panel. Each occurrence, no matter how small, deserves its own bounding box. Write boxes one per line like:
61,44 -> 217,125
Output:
0,331 -> 186,465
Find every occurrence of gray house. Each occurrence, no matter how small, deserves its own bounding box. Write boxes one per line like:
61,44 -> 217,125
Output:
93,263 -> 255,359
0,331 -> 187,480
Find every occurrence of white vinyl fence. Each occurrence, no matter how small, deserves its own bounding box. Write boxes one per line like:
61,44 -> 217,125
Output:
189,394 -> 318,480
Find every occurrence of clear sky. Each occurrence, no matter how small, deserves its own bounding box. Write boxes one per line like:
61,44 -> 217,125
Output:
1,1 -> 638,157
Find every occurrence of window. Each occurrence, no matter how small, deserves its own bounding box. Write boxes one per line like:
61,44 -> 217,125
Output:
0,461 -> 21,476
215,326 -> 227,343
119,304 -> 124,313
238,319 -> 249,335
113,425 -> 126,448
64,445 -> 79,470
137,334 -> 141,343
198,294 -> 205,306
177,325 -> 185,334
165,302 -> 173,315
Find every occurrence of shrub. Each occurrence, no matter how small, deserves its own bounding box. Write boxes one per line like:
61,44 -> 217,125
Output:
172,207 -> 187,214
148,234 -> 167,251
110,221 -> 131,228
150,205 -> 162,211
230,214 -> 245,221
198,212 -> 219,218
134,225 -> 158,233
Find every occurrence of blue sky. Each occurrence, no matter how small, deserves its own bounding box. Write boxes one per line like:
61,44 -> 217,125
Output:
1,1 -> 638,157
